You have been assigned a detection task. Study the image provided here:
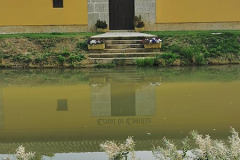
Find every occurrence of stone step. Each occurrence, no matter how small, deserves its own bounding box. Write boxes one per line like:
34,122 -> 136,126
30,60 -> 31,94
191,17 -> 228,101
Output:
106,44 -> 143,49
88,52 -> 160,58
91,32 -> 156,41
106,40 -> 142,44
98,36 -> 149,40
89,48 -> 161,53
108,30 -> 135,32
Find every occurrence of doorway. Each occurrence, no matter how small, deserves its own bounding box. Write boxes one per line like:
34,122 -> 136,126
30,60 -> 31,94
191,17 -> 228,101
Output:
109,0 -> 135,30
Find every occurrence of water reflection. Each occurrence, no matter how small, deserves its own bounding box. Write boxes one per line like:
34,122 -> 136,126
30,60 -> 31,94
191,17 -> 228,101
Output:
0,66 -> 239,155
90,78 -> 157,117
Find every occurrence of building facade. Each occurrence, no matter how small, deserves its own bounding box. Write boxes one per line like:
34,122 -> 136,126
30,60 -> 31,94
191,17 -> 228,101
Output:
0,0 -> 240,34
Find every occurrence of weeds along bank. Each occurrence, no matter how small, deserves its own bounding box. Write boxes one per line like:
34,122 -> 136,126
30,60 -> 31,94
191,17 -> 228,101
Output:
140,31 -> 240,67
0,33 -> 93,68
0,31 -> 240,68
4,128 -> 240,160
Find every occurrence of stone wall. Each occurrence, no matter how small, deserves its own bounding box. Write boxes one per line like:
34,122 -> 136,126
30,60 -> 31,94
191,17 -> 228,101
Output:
135,0 -> 156,25
147,22 -> 240,31
87,0 -> 156,31
88,0 -> 109,32
0,25 -> 88,34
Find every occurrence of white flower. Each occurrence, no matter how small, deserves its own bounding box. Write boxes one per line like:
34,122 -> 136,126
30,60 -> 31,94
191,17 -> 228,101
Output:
100,141 -> 121,159
15,145 -> 35,160
156,39 -> 162,43
90,40 -> 97,45
100,137 -> 136,160
125,136 -> 135,151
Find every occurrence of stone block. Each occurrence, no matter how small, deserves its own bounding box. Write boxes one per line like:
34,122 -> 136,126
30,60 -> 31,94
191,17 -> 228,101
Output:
95,3 -> 105,12
88,3 -> 95,13
88,12 -> 100,26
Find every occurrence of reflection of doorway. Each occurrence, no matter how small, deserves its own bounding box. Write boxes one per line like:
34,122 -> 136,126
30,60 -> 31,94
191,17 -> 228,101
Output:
90,82 -> 156,117
109,0 -> 135,30
111,84 -> 135,116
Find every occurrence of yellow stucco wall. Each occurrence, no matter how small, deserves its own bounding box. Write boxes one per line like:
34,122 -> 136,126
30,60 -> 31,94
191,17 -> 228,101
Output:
0,0 -> 88,26
156,0 -> 240,23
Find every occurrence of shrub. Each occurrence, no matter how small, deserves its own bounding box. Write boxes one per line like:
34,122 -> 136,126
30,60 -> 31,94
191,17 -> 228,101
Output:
153,128 -> 240,160
158,52 -> 180,66
60,50 -> 71,57
34,55 -> 47,63
15,145 -> 35,160
100,137 -> 135,160
69,54 -> 85,64
160,52 -> 179,60
194,52 -> 206,65
76,41 -> 88,51
136,58 -> 155,67
135,21 -> 145,28
0,52 -> 4,63
166,44 -> 182,53
34,39 -> 56,50
0,52 -> 4,59
12,54 -> 32,63
134,15 -> 142,23
57,55 -> 65,65
134,15 -> 145,28
95,19 -> 108,29
180,47 -> 195,62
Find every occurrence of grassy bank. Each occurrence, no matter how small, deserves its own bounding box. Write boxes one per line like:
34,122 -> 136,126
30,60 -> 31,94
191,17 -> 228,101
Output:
0,31 -> 240,68
144,30 -> 240,66
0,32 -> 96,68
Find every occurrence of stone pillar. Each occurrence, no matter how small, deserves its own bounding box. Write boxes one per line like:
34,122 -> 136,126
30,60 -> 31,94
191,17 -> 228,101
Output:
87,0 -> 157,31
135,0 -> 156,24
88,0 -> 109,31
90,84 -> 111,117
135,85 -> 156,116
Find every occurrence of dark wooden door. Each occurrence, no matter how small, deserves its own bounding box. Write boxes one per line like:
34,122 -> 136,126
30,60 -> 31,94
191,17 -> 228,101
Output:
109,0 -> 135,30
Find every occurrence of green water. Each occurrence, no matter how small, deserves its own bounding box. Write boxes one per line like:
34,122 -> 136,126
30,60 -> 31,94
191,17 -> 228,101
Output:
0,65 -> 239,158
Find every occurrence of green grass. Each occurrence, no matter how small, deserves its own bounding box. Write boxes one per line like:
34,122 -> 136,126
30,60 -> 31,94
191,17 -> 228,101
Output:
136,58 -> 156,67
144,30 -> 240,66
0,30 -> 240,68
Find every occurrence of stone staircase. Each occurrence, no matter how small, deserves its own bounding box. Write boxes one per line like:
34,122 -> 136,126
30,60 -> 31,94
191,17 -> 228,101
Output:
88,32 -> 161,60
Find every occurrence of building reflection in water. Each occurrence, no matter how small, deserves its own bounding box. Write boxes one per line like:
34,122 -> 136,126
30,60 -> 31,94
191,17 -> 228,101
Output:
89,75 -> 159,117
0,67 -> 240,154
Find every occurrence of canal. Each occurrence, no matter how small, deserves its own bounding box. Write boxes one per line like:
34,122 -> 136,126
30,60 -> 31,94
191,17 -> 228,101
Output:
0,65 -> 239,159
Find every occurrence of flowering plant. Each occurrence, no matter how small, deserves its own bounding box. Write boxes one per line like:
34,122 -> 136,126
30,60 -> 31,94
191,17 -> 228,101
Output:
87,39 -> 105,46
142,37 -> 162,44
100,136 -> 135,160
